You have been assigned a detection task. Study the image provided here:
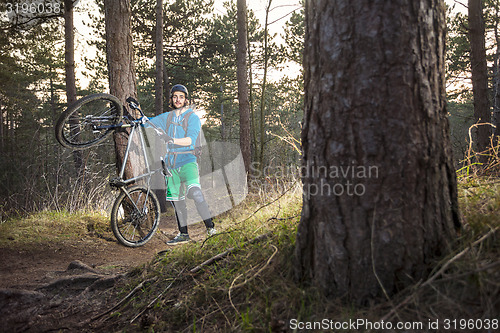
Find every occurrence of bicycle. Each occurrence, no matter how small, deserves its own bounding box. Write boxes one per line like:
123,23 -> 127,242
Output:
55,93 -> 169,247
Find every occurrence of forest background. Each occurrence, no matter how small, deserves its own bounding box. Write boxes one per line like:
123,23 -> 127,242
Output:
1,0 -> 305,216
0,0 -> 497,219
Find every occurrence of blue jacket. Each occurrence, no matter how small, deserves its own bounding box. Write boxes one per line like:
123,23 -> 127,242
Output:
146,107 -> 201,169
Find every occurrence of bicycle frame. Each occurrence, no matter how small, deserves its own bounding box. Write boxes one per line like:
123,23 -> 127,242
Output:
117,123 -> 158,186
55,93 -> 167,246
108,108 -> 166,212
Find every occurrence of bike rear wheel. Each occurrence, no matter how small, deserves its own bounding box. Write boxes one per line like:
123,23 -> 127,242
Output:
55,93 -> 123,149
111,186 -> 160,247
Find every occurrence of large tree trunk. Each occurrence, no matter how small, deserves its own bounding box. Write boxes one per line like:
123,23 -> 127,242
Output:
236,0 -> 251,174
295,0 -> 460,305
468,0 -> 491,162
104,0 -> 137,179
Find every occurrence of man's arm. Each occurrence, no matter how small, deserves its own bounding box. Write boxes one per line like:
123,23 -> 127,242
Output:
183,112 -> 201,147
173,137 -> 192,146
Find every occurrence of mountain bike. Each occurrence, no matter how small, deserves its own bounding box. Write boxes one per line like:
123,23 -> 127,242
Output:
55,93 -> 168,247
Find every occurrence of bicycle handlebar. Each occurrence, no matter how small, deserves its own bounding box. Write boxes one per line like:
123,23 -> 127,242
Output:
126,96 -> 140,108
125,96 -> 145,119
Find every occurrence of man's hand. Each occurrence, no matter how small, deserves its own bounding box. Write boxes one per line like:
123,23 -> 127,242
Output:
153,128 -> 173,143
161,132 -> 174,144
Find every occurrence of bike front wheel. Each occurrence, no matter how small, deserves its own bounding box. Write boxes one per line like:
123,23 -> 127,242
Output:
111,186 -> 160,247
55,93 -> 123,149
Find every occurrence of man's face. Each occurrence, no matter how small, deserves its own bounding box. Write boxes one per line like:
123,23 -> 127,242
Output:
172,91 -> 186,109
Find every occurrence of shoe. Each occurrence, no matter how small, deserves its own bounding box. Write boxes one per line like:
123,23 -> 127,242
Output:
166,233 -> 190,246
207,227 -> 217,236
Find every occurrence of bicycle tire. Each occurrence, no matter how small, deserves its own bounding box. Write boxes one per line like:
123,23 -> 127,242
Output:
55,93 -> 123,149
110,185 -> 160,247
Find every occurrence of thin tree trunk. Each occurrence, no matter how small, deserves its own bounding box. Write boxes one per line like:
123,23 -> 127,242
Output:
155,0 -> 164,116
154,0 -> 167,212
163,60 -> 170,110
258,0 -> 272,172
237,0 -> 251,174
0,100 -> 3,155
493,3 -> 500,145
295,0 -> 460,305
64,0 -> 83,175
247,14 -> 257,164
64,0 -> 77,105
468,0 -> 491,162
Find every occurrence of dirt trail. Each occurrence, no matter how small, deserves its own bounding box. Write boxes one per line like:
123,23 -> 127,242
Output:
0,215 -> 214,332
0,216 -> 176,290
0,214 -> 215,290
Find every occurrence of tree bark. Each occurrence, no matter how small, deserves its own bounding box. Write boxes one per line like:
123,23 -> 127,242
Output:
468,0 -> 491,161
163,60 -> 170,110
237,0 -> 251,174
104,0 -> 137,101
104,0 -> 137,179
295,0 -> 460,305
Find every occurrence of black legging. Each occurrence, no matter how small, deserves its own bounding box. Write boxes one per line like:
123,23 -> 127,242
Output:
172,187 -> 213,234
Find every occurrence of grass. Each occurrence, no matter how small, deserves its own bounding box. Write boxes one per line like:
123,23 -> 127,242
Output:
1,177 -> 498,332
0,210 -> 110,247
86,177 -> 498,332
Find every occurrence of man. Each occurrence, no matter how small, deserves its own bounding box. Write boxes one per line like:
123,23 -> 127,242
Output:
148,84 -> 216,245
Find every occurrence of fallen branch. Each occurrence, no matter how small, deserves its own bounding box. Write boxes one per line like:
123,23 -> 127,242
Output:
231,244 -> 278,290
190,233 -> 270,274
435,260 -> 500,282
267,214 -> 300,222
91,276 -> 158,321
130,268 -> 185,324
228,244 -> 278,316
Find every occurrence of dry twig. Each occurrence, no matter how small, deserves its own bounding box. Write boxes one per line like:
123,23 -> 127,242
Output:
190,233 -> 270,274
228,244 -> 278,316
91,276 -> 158,321
380,226 -> 499,322
130,269 -> 185,324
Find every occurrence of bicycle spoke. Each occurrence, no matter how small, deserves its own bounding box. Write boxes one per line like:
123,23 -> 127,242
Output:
112,186 -> 159,247
56,94 -> 123,149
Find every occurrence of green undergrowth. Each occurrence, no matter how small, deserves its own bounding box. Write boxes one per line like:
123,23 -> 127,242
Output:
0,210 -> 109,247
95,178 -> 499,332
457,177 -> 500,232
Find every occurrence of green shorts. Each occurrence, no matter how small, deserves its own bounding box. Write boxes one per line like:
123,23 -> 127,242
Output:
166,162 -> 201,201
